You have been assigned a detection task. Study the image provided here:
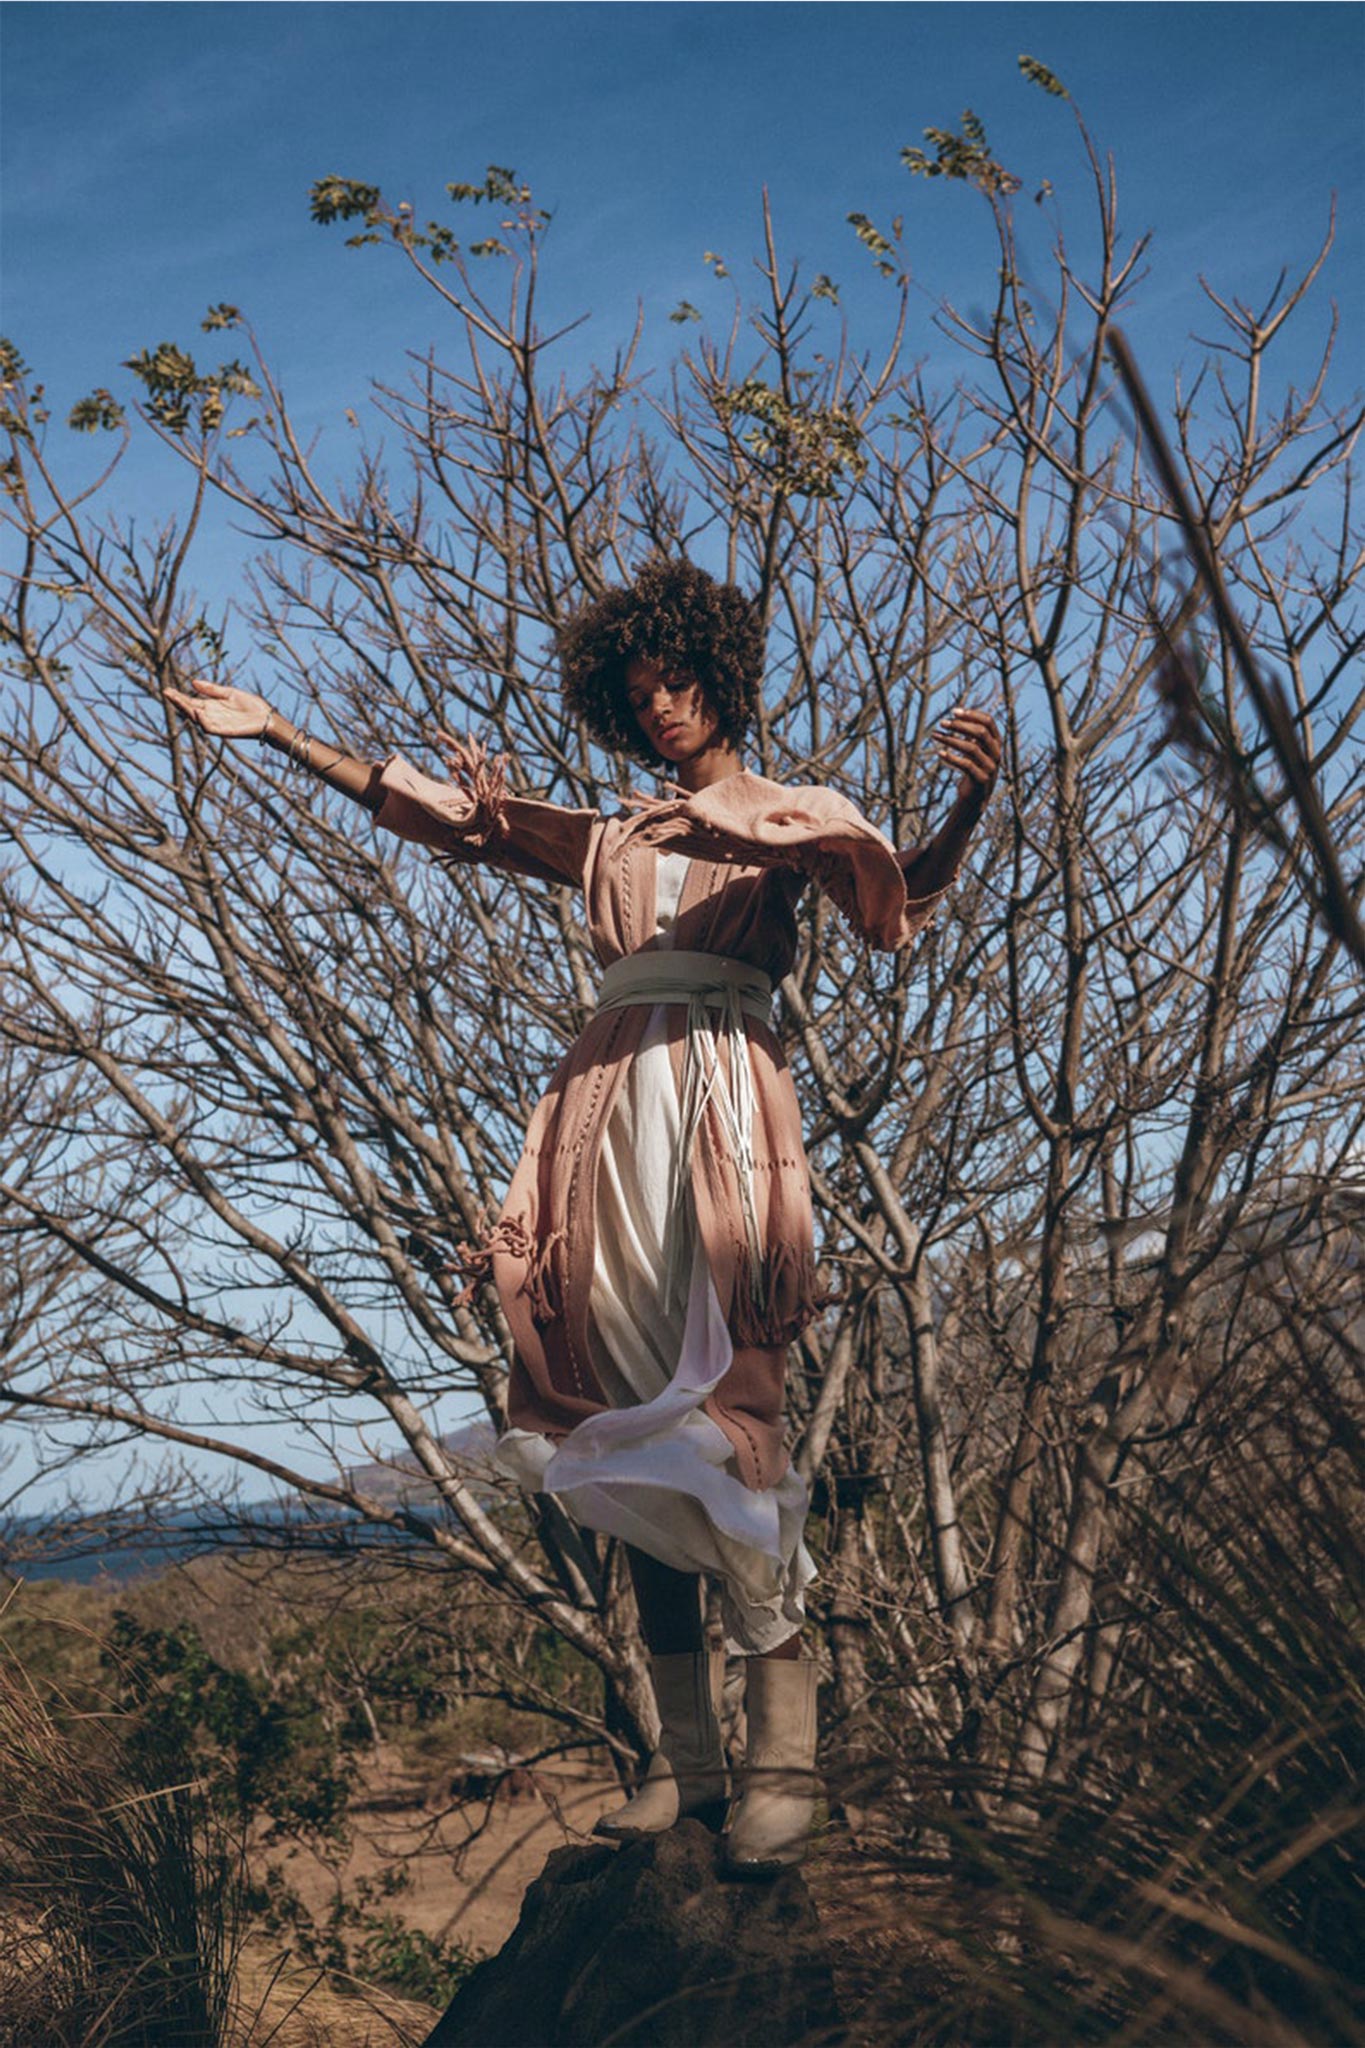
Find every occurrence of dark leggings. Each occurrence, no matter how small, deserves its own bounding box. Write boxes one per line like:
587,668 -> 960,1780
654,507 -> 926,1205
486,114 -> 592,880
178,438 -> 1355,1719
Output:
626,1544 -> 703,1655
625,1545 -> 800,1660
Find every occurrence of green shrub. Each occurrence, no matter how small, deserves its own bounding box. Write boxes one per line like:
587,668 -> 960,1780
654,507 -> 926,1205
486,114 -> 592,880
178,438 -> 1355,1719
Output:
352,1912 -> 481,2004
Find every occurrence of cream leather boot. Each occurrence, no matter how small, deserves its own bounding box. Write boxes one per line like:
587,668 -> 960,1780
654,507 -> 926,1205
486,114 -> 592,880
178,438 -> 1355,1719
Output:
723,1656 -> 819,1876
594,1651 -> 729,1840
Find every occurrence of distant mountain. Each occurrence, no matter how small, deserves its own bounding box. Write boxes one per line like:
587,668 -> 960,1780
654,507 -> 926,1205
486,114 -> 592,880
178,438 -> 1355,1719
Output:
1,1421 -> 502,1587
334,1418 -> 499,1503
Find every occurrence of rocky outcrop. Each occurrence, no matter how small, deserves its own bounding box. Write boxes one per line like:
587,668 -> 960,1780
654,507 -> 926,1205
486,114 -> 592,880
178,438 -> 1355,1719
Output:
423,1819 -> 844,2047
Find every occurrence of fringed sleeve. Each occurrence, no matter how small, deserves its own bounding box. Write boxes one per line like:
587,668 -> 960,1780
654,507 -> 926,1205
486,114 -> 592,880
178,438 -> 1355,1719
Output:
374,739 -> 599,889
635,771 -> 956,952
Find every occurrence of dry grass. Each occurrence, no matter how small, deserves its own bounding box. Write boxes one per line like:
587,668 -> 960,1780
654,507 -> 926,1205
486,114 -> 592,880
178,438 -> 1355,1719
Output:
806,1337 -> 1365,2048
231,1948 -> 437,2047
0,1612 -> 243,2046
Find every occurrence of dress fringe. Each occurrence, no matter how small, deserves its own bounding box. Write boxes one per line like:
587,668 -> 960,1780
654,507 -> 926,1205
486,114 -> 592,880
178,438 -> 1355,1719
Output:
430,735 -> 508,854
729,1239 -> 824,1348
455,1211 -> 565,1326
459,1221 -> 820,1349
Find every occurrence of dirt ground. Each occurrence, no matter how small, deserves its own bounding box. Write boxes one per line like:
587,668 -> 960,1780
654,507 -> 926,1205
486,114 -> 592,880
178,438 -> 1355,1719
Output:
272,1746 -> 623,1959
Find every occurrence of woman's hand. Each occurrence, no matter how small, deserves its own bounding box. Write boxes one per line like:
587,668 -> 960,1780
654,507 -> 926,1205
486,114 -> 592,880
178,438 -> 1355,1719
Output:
934,706 -> 1002,804
164,676 -> 274,740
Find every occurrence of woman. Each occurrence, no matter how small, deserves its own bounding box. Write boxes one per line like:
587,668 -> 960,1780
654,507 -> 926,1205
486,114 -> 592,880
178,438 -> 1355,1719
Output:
166,557 -> 1000,1876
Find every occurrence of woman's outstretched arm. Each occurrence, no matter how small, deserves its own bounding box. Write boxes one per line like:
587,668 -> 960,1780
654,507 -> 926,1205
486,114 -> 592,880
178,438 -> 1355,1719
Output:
163,678 -> 383,810
166,677 -> 599,889
901,705 -> 1002,897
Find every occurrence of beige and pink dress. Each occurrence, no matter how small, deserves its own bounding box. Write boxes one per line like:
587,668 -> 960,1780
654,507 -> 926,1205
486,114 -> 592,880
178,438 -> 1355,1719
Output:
375,750 -> 955,1651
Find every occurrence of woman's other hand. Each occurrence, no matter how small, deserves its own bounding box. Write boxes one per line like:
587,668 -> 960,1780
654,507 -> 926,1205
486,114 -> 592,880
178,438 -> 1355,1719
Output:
164,676 -> 274,740
934,706 -> 1002,804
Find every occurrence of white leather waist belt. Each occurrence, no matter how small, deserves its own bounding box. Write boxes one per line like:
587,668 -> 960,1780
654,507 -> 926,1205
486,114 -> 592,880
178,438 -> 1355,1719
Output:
594,950 -> 772,1314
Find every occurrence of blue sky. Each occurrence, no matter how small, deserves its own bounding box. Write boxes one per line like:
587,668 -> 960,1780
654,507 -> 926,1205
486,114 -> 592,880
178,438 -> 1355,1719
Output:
3,2 -> 1362,591
2,1 -> 1362,1512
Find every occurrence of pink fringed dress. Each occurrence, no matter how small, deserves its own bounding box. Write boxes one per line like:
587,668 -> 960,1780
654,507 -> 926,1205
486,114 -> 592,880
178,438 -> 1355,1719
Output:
375,749 -> 954,1650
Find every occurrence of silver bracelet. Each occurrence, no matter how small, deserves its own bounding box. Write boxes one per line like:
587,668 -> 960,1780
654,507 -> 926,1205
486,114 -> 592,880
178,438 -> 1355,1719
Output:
287,726 -> 314,771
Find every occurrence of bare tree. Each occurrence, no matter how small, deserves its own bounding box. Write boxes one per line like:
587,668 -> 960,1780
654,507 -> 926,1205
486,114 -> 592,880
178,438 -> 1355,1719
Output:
1,74 -> 1360,1824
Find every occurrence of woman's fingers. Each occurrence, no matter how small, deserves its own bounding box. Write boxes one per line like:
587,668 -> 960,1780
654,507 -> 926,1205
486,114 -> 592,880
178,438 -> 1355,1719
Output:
934,707 -> 1001,792
936,744 -> 995,786
936,708 -> 1000,744
163,677 -> 271,739
935,707 -> 1002,788
165,677 -> 222,720
935,732 -> 999,770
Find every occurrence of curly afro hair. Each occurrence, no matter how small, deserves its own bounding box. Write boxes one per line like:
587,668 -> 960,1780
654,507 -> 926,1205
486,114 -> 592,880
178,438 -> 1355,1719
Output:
557,557 -> 764,766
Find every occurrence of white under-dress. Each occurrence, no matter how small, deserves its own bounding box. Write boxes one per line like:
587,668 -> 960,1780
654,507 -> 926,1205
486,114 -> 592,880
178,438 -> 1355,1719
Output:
495,852 -> 814,1654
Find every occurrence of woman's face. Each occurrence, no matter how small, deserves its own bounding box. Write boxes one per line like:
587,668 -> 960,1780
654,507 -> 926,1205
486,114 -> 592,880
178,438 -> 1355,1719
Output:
625,658 -> 723,767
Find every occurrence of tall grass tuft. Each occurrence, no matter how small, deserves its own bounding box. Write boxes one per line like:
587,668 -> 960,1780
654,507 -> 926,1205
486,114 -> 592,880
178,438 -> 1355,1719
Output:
0,1610 -> 246,2047
822,1316 -> 1365,2046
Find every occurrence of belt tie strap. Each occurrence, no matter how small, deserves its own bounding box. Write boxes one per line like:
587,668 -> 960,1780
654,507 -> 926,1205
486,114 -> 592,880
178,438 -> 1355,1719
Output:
595,952 -> 772,1315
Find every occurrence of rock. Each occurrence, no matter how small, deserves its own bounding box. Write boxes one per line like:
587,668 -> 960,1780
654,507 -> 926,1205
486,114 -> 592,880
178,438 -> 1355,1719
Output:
423,1819 -> 845,2047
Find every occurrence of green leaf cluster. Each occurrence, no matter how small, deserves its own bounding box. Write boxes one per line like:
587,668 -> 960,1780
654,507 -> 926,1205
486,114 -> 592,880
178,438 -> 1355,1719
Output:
446,164 -> 530,208
0,339 -> 46,438
1019,53 -> 1069,98
902,109 -> 1022,196
847,211 -> 903,280
446,164 -> 547,252
193,616 -> 227,663
717,376 -> 867,499
309,175 -> 383,226
123,337 -> 261,438
68,388 -> 126,434
309,165 -> 547,266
